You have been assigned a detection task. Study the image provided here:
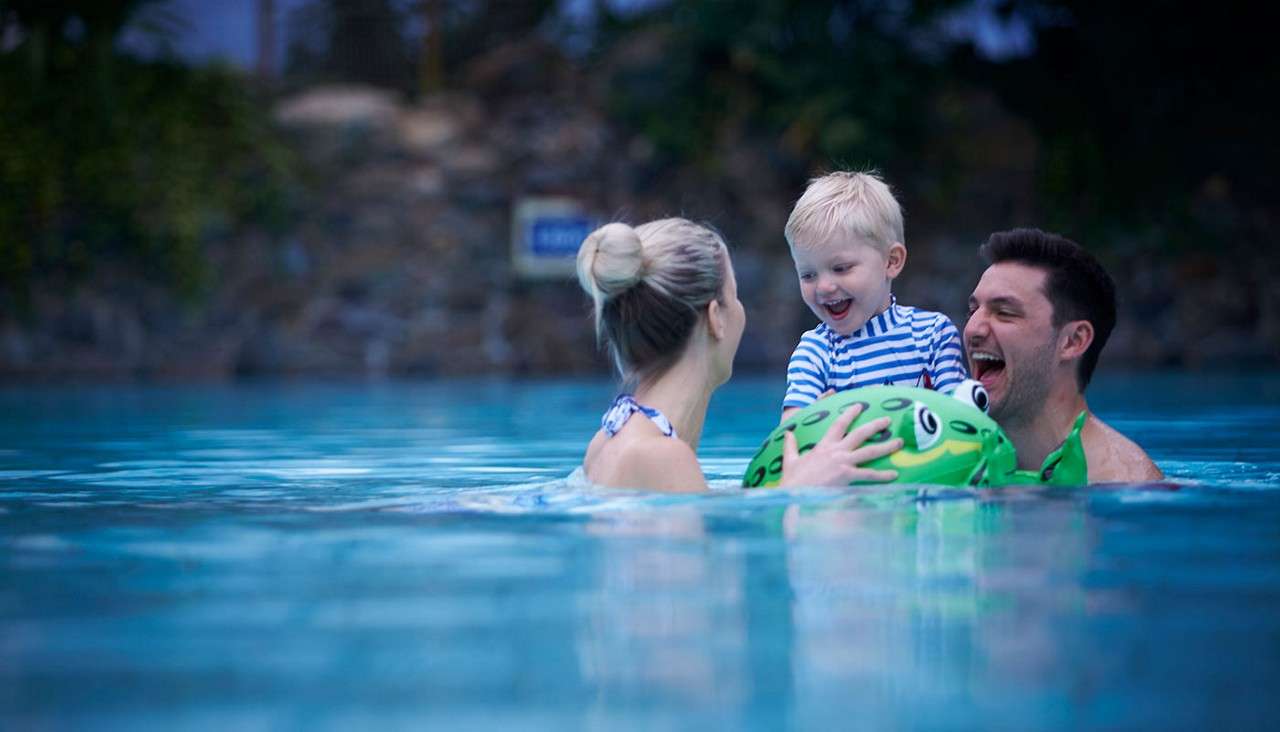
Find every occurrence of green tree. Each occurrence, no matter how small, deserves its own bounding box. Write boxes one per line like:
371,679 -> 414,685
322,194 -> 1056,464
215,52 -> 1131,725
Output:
592,0 -> 961,171
953,0 -> 1279,249
282,0 -> 558,95
0,0 -> 296,311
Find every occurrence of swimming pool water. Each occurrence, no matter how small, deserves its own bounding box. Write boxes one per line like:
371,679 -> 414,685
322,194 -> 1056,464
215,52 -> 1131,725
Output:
2,373 -> 1279,729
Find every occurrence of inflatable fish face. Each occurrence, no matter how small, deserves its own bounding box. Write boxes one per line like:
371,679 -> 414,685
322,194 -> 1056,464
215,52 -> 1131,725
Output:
744,381 -> 1026,488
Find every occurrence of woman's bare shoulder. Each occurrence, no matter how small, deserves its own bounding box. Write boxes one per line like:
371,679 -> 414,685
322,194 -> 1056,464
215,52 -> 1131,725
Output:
590,434 -> 705,492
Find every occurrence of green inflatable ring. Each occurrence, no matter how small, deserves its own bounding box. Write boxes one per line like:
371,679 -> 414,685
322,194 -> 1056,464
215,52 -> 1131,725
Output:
742,380 -> 1087,488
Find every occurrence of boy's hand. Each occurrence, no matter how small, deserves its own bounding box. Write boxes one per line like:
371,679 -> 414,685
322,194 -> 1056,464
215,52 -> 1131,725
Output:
778,403 -> 902,487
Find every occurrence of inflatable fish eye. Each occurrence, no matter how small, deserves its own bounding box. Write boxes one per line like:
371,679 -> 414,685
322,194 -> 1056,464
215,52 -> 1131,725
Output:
912,403 -> 942,450
952,379 -> 990,414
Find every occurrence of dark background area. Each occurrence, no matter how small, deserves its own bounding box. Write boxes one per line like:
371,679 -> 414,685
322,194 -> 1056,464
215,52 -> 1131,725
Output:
1,0 -> 1276,380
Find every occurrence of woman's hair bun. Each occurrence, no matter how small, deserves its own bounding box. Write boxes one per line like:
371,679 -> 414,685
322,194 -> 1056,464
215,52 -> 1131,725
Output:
576,222 -> 645,300
575,217 -> 728,381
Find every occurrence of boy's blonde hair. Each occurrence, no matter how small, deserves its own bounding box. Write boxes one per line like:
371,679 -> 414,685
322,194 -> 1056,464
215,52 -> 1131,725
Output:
784,171 -> 904,253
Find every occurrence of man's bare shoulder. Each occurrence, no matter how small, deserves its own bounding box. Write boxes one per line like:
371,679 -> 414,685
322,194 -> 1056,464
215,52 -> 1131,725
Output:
1083,415 -> 1164,483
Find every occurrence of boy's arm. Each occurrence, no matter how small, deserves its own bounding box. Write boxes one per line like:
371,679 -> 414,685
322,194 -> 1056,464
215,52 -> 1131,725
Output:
782,388 -> 836,422
928,316 -> 967,393
781,335 -> 829,422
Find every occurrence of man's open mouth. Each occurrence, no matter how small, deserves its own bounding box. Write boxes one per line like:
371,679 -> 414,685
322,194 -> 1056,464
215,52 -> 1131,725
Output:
971,351 -> 1006,387
823,299 -> 852,318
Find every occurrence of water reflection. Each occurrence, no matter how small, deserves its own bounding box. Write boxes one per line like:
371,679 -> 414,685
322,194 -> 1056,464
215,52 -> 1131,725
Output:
571,494 -> 1087,724
576,508 -> 749,723
562,478 -> 1280,727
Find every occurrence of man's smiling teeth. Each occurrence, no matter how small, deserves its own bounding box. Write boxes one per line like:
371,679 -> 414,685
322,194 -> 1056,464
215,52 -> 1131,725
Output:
971,351 -> 1005,378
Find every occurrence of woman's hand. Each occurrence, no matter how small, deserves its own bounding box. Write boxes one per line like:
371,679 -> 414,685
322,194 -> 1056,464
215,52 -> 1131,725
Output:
778,404 -> 903,487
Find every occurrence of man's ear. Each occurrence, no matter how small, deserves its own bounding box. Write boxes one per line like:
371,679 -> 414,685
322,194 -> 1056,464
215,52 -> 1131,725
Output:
706,298 -> 726,341
886,243 -> 907,278
1059,320 -> 1094,361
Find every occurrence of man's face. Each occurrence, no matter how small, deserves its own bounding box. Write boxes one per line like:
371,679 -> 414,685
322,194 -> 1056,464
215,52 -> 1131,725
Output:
792,239 -> 895,337
964,262 -> 1060,425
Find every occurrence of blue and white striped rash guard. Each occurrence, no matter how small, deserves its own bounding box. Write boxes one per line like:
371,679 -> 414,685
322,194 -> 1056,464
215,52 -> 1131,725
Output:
782,297 -> 968,410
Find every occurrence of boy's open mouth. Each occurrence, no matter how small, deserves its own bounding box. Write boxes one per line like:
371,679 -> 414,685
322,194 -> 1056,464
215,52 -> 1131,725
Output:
823,299 -> 852,319
971,351 -> 1006,389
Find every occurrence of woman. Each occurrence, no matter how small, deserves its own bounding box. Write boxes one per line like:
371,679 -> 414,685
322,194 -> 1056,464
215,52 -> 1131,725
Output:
576,218 -> 903,492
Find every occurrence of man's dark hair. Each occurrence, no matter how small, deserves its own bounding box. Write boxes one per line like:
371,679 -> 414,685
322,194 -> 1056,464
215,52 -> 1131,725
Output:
979,228 -> 1117,391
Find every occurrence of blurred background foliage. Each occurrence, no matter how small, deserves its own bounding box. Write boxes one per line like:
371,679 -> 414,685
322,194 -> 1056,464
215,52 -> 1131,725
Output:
590,0 -> 1274,253
0,0 -> 1274,374
593,0 -> 945,168
952,1 -> 1276,251
283,0 -> 559,93
0,0 -> 296,313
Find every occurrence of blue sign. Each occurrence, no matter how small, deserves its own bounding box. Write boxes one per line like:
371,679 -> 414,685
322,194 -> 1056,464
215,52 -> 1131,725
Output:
528,216 -> 595,257
512,197 -> 596,278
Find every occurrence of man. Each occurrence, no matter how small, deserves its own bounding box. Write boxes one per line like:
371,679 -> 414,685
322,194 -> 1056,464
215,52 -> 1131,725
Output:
964,228 -> 1163,483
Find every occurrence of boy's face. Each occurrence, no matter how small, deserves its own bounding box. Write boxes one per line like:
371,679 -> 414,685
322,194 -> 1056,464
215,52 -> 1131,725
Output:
792,238 -> 905,337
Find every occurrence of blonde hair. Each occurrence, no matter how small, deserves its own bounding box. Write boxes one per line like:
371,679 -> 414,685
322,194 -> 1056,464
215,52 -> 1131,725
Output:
784,170 -> 904,253
576,218 -> 727,383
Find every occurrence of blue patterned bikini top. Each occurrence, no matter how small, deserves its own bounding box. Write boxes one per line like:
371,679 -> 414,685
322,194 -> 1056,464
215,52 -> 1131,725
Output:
601,394 -> 677,439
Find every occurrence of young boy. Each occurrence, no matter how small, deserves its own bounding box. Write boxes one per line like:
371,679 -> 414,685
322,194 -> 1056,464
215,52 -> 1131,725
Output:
781,171 -> 966,419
